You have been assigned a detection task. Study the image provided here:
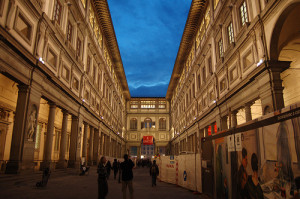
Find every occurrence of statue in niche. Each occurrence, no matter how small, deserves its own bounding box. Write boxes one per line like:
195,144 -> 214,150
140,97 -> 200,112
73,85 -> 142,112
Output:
27,105 -> 37,141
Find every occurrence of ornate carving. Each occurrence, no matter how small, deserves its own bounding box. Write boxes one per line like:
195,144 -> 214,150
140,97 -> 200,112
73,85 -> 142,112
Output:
27,105 -> 37,141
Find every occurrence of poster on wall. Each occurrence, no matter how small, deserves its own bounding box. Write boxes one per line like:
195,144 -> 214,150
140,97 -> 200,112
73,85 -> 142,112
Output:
215,136 -> 231,199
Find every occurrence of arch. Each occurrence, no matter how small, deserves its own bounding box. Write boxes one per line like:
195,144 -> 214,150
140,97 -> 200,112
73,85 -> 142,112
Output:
270,2 -> 300,60
159,118 -> 166,130
130,118 -> 137,130
144,118 -> 152,128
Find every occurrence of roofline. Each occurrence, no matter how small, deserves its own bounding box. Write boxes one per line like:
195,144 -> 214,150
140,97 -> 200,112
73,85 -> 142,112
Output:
166,0 -> 206,100
93,0 -> 130,100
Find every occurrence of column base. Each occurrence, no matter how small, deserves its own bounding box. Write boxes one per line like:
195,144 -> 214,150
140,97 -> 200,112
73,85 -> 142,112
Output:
67,160 -> 81,169
5,161 -> 21,174
40,161 -> 56,171
56,160 -> 68,169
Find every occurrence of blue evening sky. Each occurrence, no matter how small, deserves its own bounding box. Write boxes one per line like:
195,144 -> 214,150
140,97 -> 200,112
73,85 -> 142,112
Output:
107,0 -> 192,97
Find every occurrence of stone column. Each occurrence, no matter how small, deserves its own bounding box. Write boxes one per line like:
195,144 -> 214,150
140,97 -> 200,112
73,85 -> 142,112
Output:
257,61 -> 289,113
245,103 -> 252,122
231,110 -> 238,128
82,122 -> 88,164
93,129 -> 99,165
6,85 -> 29,174
88,126 -> 94,165
68,115 -> 82,169
41,102 -> 56,170
57,110 -> 68,169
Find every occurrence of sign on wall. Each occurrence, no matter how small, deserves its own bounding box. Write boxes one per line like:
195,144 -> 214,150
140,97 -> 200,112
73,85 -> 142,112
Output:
143,136 -> 153,145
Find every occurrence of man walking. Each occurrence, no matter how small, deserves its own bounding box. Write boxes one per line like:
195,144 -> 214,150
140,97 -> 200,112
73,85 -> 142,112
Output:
150,160 -> 159,187
97,156 -> 108,199
120,154 -> 134,199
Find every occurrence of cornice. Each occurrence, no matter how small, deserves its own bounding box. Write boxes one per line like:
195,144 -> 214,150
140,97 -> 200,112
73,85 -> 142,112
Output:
166,0 -> 206,100
93,0 -> 130,99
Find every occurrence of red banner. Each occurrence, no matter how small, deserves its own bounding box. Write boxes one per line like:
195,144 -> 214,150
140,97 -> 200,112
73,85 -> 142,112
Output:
143,136 -> 153,145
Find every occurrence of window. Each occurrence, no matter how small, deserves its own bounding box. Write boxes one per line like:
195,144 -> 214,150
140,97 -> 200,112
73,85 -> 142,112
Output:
84,90 -> 90,101
76,37 -> 82,60
53,0 -> 62,25
130,118 -> 137,130
86,56 -> 91,74
202,67 -> 206,83
208,56 -> 212,74
72,77 -> 79,91
144,118 -> 152,128
159,118 -> 166,130
229,66 -> 238,82
47,48 -> 57,69
158,101 -> 166,109
220,78 -> 227,92
61,65 -> 70,81
66,21 -> 73,43
197,74 -> 201,89
218,39 -> 224,58
130,101 -> 138,109
227,22 -> 234,44
141,101 -> 155,109
243,49 -> 254,70
240,1 -> 249,26
93,65 -> 96,83
14,10 -> 32,43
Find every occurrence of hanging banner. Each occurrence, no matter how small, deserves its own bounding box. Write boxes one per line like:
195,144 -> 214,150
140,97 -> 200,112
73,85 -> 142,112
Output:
143,136 -> 153,145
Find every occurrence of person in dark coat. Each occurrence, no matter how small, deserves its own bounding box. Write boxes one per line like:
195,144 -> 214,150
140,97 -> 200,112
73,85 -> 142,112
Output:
106,160 -> 112,180
98,156 -> 108,199
112,159 -> 119,180
120,154 -> 134,199
150,160 -> 159,187
244,153 -> 263,199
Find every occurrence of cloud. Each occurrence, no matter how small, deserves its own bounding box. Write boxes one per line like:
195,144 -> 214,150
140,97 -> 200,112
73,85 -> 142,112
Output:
108,0 -> 191,97
129,83 -> 169,97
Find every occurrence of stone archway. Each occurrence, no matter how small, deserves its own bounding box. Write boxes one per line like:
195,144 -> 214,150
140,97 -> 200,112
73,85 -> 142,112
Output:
270,2 -> 300,107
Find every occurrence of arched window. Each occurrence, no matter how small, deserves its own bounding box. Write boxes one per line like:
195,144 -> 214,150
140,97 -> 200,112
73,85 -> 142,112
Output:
144,118 -> 152,128
159,118 -> 166,130
130,118 -> 137,130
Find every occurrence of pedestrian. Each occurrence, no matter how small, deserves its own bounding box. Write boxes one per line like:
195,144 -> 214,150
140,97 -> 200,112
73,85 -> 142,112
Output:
97,156 -> 108,199
120,154 -> 134,199
106,160 -> 112,179
150,160 -> 159,187
113,159 -> 119,180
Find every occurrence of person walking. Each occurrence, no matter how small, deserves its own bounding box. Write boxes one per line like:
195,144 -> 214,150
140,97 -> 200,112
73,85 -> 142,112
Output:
150,160 -> 159,187
120,154 -> 134,199
106,160 -> 112,180
97,156 -> 108,199
112,159 -> 119,180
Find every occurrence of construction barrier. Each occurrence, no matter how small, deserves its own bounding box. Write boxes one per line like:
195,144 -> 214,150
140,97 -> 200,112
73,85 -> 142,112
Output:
158,154 -> 202,192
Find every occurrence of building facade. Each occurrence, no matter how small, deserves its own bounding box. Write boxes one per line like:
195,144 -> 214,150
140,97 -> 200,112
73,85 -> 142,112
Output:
126,98 -> 170,158
0,0 -> 128,173
168,0 -> 300,156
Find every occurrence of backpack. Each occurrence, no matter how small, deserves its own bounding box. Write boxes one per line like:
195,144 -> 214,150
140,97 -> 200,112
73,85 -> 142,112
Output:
151,165 -> 157,175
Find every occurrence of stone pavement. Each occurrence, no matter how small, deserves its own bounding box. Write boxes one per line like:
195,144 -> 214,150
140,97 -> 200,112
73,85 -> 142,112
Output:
0,166 -> 210,199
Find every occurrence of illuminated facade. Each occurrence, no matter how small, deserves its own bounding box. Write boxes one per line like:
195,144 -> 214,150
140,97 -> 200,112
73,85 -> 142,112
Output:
167,0 -> 300,156
0,0 -> 128,173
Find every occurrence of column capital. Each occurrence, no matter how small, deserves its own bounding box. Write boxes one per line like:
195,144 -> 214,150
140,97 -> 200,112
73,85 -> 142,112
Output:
17,84 -> 29,93
48,102 -> 56,108
62,109 -> 69,115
